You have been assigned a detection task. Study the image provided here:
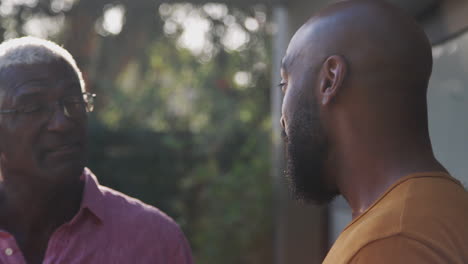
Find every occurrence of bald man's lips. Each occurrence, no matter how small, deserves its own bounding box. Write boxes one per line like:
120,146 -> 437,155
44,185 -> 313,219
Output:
281,129 -> 289,143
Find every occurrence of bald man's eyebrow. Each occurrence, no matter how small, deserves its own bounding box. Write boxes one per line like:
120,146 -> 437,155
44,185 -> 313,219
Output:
281,58 -> 289,72
282,56 -> 296,73
280,59 -> 286,71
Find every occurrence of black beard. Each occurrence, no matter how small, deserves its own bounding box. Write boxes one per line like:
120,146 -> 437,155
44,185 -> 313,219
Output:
283,104 -> 338,205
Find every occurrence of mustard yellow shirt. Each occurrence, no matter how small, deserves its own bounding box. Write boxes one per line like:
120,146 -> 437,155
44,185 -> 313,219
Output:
323,172 -> 468,264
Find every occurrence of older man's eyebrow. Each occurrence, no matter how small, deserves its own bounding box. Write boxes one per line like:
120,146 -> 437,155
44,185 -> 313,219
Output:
10,80 -> 49,99
13,90 -> 46,102
15,78 -> 80,91
13,78 -> 48,90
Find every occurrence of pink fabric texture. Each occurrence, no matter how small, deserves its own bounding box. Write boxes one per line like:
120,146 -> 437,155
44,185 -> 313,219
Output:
0,168 -> 194,264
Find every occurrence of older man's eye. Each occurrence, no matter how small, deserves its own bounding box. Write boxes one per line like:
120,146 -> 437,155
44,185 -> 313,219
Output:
20,103 -> 46,113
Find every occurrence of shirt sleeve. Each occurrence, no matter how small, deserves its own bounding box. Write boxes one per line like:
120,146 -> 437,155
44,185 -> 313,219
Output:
169,226 -> 194,264
349,235 -> 448,264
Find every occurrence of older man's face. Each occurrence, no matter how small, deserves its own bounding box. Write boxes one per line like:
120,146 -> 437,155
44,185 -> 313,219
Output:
0,60 -> 88,183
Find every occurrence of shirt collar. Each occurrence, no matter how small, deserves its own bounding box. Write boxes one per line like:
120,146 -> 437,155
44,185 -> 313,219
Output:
79,167 -> 107,223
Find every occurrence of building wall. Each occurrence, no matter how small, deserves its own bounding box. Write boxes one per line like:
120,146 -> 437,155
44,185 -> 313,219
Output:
428,31 -> 468,185
422,0 -> 468,185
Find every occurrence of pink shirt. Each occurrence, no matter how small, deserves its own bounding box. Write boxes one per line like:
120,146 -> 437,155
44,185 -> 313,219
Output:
0,168 -> 194,264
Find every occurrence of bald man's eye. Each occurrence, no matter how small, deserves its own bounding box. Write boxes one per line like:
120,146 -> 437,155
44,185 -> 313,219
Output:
278,81 -> 287,92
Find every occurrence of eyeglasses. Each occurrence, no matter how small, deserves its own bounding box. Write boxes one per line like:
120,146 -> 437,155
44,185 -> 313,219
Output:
0,92 -> 96,121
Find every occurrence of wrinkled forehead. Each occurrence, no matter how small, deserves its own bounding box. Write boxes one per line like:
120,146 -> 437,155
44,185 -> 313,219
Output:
0,60 -> 83,100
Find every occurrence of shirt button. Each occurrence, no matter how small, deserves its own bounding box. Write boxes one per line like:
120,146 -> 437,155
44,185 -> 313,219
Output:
4,248 -> 12,256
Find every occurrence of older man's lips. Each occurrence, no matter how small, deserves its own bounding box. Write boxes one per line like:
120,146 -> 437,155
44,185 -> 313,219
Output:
45,142 -> 82,159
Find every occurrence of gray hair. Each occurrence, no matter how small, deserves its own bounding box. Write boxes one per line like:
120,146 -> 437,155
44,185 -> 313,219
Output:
0,36 -> 85,91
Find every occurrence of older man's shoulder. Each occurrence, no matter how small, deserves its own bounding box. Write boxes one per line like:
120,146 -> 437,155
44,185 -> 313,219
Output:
98,184 -> 181,233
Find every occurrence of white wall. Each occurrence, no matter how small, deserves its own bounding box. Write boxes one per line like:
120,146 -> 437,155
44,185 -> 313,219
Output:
428,32 -> 468,186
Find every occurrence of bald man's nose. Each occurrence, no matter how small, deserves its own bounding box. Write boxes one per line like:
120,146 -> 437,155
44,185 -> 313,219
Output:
280,116 -> 286,130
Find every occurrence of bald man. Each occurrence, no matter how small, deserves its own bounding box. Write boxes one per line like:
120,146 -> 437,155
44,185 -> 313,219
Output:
280,0 -> 468,263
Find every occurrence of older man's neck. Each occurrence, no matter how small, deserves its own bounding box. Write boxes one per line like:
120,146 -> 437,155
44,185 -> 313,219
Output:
0,174 -> 84,238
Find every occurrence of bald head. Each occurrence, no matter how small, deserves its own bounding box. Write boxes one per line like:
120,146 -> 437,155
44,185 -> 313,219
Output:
284,0 -> 433,92
280,0 -> 437,204
282,0 -> 434,131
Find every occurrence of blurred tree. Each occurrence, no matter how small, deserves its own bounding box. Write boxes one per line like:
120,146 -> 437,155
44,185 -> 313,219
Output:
0,1 -> 273,263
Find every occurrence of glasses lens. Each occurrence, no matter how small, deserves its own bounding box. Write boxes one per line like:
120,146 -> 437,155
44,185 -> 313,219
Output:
63,101 -> 87,118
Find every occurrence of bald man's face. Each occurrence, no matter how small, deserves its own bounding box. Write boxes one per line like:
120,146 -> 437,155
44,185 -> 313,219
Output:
280,60 -> 338,205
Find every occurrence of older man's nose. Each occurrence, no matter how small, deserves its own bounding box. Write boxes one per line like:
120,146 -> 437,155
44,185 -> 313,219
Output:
47,104 -> 74,132
280,116 -> 286,130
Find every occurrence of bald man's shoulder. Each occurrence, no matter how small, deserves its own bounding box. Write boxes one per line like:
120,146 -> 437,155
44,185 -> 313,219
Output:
324,172 -> 468,264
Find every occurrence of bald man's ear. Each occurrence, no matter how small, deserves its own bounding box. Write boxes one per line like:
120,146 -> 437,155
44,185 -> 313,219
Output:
319,55 -> 347,105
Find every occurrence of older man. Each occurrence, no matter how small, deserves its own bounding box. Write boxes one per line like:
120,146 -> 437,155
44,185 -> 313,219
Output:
0,37 -> 193,264
280,0 -> 468,263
